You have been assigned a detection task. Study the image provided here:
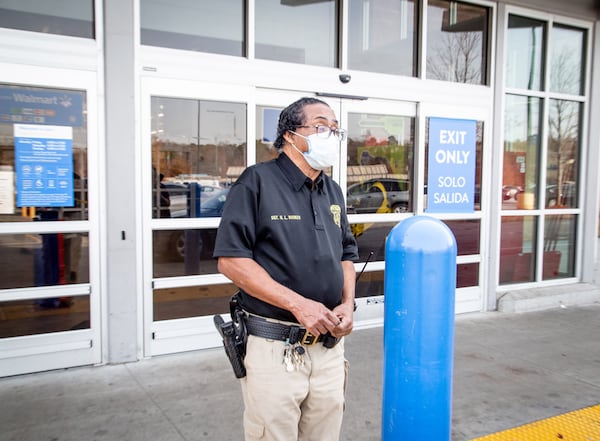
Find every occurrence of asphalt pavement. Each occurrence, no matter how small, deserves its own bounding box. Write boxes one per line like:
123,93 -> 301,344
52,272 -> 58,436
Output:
1,303 -> 599,441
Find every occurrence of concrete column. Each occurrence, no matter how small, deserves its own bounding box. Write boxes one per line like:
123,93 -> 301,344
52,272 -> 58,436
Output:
103,0 -> 139,363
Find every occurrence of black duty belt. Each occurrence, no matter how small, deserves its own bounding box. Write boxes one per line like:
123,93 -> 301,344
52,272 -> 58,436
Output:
244,314 -> 340,348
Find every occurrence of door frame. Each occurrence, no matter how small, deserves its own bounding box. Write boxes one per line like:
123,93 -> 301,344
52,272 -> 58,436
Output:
0,62 -> 103,376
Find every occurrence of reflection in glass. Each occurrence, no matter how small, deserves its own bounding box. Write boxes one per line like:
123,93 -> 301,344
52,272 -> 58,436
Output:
141,0 -> 245,56
256,106 -> 283,164
352,222 -> 396,262
550,25 -> 586,95
356,270 -> 383,299
424,120 -> 483,211
0,1 -> 94,38
348,0 -> 417,76
426,0 -> 489,84
150,97 -> 245,219
506,15 -> 545,90
457,263 -> 479,288
503,95 -> 542,210
154,283 -> 237,321
346,113 -> 415,214
0,85 -> 88,222
0,233 -> 89,289
0,296 -> 90,338
255,0 -> 338,67
444,220 -> 480,255
499,216 -> 537,284
153,229 -> 220,277
547,100 -> 580,208
543,214 -> 576,280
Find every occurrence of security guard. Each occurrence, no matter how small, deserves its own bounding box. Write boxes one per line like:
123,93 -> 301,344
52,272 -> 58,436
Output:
214,97 -> 358,441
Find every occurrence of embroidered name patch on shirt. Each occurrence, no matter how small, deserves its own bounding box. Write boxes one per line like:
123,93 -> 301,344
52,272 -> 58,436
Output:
271,215 -> 302,221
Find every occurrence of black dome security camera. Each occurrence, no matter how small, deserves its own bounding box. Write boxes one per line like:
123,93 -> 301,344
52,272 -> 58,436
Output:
339,73 -> 351,84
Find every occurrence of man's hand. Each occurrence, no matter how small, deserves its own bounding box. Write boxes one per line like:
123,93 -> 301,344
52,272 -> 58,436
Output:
331,302 -> 354,338
291,297 -> 342,337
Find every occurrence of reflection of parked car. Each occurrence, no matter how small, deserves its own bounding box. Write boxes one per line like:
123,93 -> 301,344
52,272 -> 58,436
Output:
158,188 -> 230,261
347,178 -> 410,213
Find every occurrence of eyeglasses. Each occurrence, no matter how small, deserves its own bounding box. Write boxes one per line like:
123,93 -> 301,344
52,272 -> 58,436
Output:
296,125 -> 347,141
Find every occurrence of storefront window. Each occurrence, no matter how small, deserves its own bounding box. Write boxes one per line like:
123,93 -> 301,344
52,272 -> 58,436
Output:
0,85 -> 88,221
154,283 -> 237,321
255,0 -> 339,67
150,97 -> 246,220
426,0 -> 489,84
150,97 -> 246,276
506,15 -> 545,91
0,296 -> 90,338
543,214 -> 576,280
346,113 -> 415,214
501,15 -> 586,286
0,1 -> 94,38
348,0 -> 417,76
141,0 -> 245,56
256,106 -> 283,164
503,95 -> 542,210
0,232 -> 89,289
550,25 -> 586,95
499,216 -> 537,284
547,100 -> 580,208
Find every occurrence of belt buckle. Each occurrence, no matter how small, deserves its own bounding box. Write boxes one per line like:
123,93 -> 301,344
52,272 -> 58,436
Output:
301,332 -> 318,346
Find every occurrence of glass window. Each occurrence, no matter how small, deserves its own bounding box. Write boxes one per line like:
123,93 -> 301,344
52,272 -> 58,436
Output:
426,0 -> 489,84
140,0 -> 245,56
506,15 -> 545,91
256,106 -> 283,164
0,232 -> 89,289
154,282 -> 237,321
346,113 -> 415,214
255,0 -> 339,67
0,85 -> 88,222
503,95 -> 542,210
0,296 -> 90,338
547,100 -> 580,208
153,228 -> 220,277
150,97 -> 246,220
348,0 -> 417,76
543,214 -> 576,280
0,0 -> 94,38
499,215 -> 537,284
550,25 -> 586,95
444,219 -> 480,255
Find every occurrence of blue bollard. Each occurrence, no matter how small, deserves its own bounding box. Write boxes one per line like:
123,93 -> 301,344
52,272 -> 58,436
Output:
382,215 -> 457,441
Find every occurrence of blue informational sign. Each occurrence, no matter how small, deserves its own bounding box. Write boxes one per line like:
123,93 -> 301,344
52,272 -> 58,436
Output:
14,124 -> 74,208
262,108 -> 281,143
0,87 -> 84,127
427,117 -> 477,213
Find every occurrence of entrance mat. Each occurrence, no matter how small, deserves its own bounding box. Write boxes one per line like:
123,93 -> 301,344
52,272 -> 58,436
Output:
471,404 -> 600,440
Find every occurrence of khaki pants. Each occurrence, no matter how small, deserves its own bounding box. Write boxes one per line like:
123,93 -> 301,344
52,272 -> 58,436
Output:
241,334 -> 348,441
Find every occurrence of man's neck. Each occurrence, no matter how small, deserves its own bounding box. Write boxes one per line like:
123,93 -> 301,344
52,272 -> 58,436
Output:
282,145 -> 320,181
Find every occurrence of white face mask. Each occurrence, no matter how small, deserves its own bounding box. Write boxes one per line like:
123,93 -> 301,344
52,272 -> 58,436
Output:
291,132 -> 339,170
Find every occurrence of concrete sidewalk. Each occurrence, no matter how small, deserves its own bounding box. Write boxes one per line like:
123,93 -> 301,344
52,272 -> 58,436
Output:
1,304 -> 599,441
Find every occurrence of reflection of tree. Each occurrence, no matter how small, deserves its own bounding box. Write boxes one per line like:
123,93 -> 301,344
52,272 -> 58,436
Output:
428,32 -> 482,83
548,45 -> 580,204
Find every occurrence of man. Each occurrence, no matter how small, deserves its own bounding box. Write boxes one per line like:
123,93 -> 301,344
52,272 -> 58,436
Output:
213,97 -> 358,441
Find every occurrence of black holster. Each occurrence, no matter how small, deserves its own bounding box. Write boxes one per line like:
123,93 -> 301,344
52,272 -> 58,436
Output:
213,294 -> 247,378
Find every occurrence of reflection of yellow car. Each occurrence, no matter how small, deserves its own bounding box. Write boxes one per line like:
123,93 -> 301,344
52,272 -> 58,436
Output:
347,178 -> 409,214
350,181 -> 392,238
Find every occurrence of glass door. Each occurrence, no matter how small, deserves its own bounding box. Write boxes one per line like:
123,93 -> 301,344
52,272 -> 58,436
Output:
418,102 -> 491,313
0,64 -> 101,376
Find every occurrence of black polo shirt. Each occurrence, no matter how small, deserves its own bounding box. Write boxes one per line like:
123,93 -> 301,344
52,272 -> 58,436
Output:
213,153 -> 359,323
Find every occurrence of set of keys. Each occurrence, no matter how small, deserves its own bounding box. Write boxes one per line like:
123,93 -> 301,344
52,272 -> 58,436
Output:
283,342 -> 306,372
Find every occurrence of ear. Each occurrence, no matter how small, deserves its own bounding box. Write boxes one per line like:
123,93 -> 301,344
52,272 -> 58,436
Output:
282,130 -> 295,146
